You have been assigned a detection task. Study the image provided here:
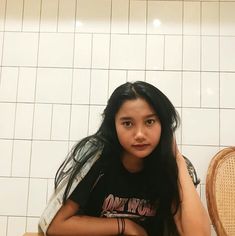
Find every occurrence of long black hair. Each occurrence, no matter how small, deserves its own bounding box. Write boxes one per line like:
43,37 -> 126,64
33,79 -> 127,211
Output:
55,81 -> 180,235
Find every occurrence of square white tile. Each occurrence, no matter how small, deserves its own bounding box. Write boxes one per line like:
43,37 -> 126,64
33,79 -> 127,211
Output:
58,0 -> 76,32
129,0 -> 146,34
183,1 -> 200,35
111,0 -> 129,33
146,35 -> 164,70
220,37 -> 235,72
14,103 -> 34,139
182,145 -> 220,184
0,67 -> 18,102
164,35 -> 182,70
88,105 -> 105,135
72,69 -> 90,104
182,108 -> 219,145
183,36 -> 200,71
0,0 -> 6,31
70,105 -> 89,141
51,104 -> 70,140
92,34 -> 110,69
38,33 -> 74,67
147,1 -> 182,34
200,184 -> 209,218
0,139 -> 12,176
146,71 -> 182,107
5,0 -> 23,31
108,70 -> 127,97
201,36 -> 219,71
27,178 -> 47,216
220,73 -> 235,108
74,34 -> 92,68
0,216 -> 7,236
12,140 -> 31,177
0,32 -> 3,64
220,109 -> 235,146
22,0 -> 41,32
30,140 -> 68,178
33,104 -> 52,140
201,2 -> 219,36
0,103 -> 16,139
40,0 -> 59,32
201,72 -> 219,108
127,71 -> 145,83
110,34 -> 146,70
220,2 -> 235,36
211,225 -> 217,236
182,72 -> 200,107
0,177 -> 28,215
76,0 -> 111,33
7,217 -> 26,236
17,68 -> 37,103
36,68 -> 73,104
90,70 -> 109,105
26,217 -> 40,232
2,32 -> 38,66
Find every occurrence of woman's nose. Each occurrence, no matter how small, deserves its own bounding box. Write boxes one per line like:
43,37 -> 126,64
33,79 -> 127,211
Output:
134,126 -> 145,141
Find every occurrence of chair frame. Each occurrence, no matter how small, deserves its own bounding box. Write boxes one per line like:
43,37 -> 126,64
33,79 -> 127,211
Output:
206,147 -> 235,236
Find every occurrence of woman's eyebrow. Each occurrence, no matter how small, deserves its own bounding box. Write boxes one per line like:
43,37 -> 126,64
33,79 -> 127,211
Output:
119,116 -> 133,121
119,114 -> 157,120
144,114 -> 158,119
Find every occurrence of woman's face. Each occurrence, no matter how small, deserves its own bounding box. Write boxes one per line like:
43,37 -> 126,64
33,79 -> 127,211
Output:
115,98 -> 162,163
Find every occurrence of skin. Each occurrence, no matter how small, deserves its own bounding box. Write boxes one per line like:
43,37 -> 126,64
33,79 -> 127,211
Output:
115,98 -> 161,173
47,98 -> 211,236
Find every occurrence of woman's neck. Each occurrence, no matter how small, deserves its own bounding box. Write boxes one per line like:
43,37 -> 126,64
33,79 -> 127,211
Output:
121,153 -> 144,173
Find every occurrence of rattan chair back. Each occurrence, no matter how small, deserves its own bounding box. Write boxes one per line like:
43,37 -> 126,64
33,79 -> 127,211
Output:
206,147 -> 235,236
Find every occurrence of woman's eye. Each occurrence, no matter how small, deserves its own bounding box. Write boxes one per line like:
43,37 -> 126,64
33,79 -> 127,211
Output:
122,121 -> 132,127
145,119 -> 155,126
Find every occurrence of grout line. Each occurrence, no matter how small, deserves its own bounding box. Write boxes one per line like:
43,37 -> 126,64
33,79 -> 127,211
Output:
21,0 -> 25,32
9,67 -> 20,176
144,0 -> 148,81
0,0 -> 7,87
180,0 -> 184,145
128,0 -> 130,34
25,0 -> 43,230
107,0 -> 112,101
200,0 -> 202,108
218,0 -> 221,148
87,32 -> 94,136
0,65 -> 234,74
67,0 -> 78,150
50,104 -> 54,140
1,100 -> 235,110
56,0 -> 60,32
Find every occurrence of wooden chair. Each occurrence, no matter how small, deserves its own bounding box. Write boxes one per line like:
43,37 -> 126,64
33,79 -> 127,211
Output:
206,147 -> 235,236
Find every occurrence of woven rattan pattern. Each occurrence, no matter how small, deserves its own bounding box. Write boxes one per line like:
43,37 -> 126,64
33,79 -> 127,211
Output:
206,147 -> 235,236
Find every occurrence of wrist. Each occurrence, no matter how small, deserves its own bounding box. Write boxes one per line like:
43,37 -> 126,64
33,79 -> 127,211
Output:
116,218 -> 125,235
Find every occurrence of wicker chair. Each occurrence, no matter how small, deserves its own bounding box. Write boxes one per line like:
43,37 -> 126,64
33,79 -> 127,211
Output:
206,147 -> 235,236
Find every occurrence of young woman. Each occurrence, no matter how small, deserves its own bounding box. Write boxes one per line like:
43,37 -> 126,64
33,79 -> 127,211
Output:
39,81 -> 210,236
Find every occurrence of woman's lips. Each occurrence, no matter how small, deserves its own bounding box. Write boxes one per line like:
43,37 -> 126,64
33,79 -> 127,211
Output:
132,144 -> 149,150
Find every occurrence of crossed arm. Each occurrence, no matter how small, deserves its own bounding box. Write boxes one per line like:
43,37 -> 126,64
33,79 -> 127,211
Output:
46,199 -> 147,236
47,144 -> 210,236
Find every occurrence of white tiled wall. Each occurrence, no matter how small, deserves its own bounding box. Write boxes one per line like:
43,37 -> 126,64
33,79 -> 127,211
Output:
1,0 -> 235,235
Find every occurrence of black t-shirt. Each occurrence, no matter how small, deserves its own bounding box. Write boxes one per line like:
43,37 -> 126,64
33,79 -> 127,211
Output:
69,159 -> 159,235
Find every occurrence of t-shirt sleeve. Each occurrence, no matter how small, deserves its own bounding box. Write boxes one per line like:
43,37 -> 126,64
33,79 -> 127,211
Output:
69,159 -> 102,209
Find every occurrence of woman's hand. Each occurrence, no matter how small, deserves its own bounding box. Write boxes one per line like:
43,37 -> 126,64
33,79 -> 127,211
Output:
124,219 -> 148,236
